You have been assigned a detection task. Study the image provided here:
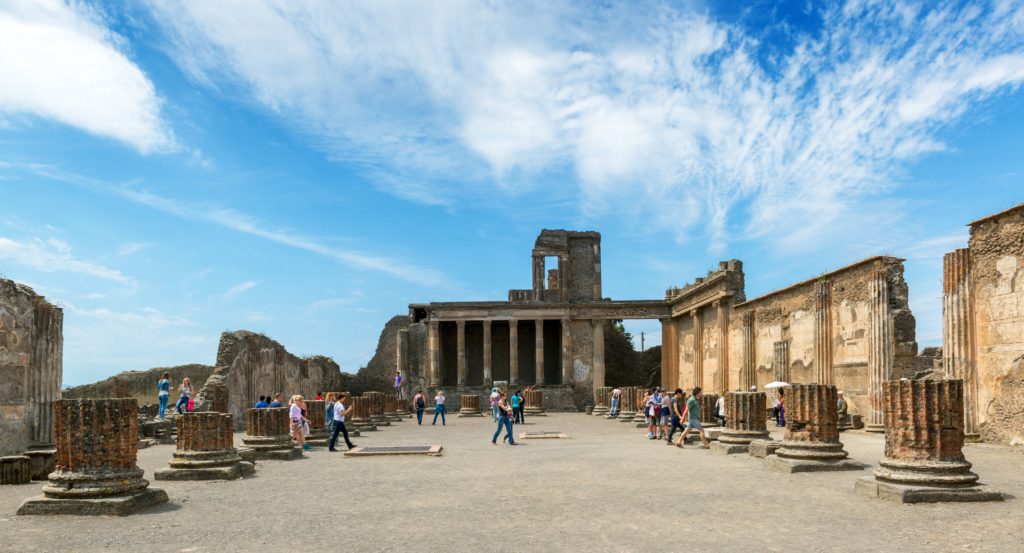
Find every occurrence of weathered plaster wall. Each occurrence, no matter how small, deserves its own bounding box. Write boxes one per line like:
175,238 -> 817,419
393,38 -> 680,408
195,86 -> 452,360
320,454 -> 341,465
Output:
0,279 -> 62,455
969,205 -> 1024,444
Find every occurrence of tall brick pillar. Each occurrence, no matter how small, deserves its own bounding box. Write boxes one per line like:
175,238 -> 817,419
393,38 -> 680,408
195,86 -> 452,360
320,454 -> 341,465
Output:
364,392 -> 391,426
856,379 -> 1002,503
241,408 -> 302,460
740,311 -> 756,391
712,392 -> 770,454
349,397 -> 377,432
156,412 -> 253,480
768,384 -> 859,473
18,399 -> 168,516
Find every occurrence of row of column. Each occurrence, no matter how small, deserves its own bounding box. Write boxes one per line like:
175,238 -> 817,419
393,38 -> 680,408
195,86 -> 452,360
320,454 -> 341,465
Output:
425,319 -> 606,388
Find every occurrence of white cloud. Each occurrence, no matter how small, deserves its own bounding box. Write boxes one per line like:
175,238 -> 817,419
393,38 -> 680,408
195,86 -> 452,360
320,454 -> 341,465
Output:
0,236 -> 134,284
146,0 -> 1024,250
223,280 -> 258,300
0,0 -> 175,153
116,242 -> 151,256
64,302 -> 192,327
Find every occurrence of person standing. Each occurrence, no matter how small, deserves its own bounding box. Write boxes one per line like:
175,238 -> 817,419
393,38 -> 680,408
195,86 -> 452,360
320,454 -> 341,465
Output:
676,387 -> 710,449
489,388 -> 500,422
314,392 -> 323,401
491,391 -> 517,446
610,387 -> 621,416
269,393 -> 283,408
659,389 -> 671,439
328,392 -> 357,451
666,389 -> 687,444
394,371 -> 403,399
255,396 -> 269,409
776,388 -> 786,427
715,393 -> 726,427
175,377 -> 192,415
510,390 -> 523,424
432,390 -> 447,426
643,388 -> 656,438
413,389 -> 426,425
325,393 -> 336,435
288,395 -> 308,450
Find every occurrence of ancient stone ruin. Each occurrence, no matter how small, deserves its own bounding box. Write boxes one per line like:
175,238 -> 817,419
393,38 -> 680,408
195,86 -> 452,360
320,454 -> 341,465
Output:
155,412 -> 253,480
458,394 -> 482,417
0,278 -> 62,484
711,392 -> 770,455
855,379 -> 1003,503
17,399 -> 168,516
241,407 -> 302,460
592,386 -> 611,416
767,384 -> 861,473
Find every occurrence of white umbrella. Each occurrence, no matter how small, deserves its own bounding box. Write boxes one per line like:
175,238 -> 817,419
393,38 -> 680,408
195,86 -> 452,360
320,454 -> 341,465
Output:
764,381 -> 790,389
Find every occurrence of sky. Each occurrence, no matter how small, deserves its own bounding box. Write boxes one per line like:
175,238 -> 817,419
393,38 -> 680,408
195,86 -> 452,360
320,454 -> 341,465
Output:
1,0 -> 1022,387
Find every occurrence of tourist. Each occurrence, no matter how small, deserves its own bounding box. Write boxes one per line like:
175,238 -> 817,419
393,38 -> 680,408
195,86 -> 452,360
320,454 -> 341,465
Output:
270,393 -> 283,408
642,388 -> 655,438
510,389 -> 523,424
315,392 -> 323,401
325,393 -> 336,434
676,386 -> 710,449
776,388 -> 786,427
715,393 -> 726,427
489,387 -> 500,421
175,377 -> 192,415
289,395 -> 309,450
432,390 -> 447,426
491,390 -> 517,446
394,371 -> 403,399
413,389 -> 426,424
610,387 -> 621,416
837,391 -> 848,419
255,395 -> 269,409
328,392 -> 357,451
666,389 -> 687,445
157,372 -> 171,419
659,389 -> 671,439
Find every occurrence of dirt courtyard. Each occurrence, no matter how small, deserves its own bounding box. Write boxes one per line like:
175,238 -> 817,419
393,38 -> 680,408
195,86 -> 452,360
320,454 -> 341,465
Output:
0,413 -> 1021,553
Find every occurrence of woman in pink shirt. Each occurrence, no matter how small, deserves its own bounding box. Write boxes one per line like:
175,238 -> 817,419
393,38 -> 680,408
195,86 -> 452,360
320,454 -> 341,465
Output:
289,395 -> 309,451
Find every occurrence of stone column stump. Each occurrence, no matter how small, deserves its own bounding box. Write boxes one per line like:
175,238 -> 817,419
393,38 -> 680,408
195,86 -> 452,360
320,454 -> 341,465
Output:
631,388 -> 648,426
156,412 -> 253,480
364,392 -> 391,426
592,387 -> 611,417
0,456 -> 32,485
241,408 -> 302,461
855,379 -> 1003,503
17,399 -> 169,516
712,392 -> 770,455
349,397 -> 377,432
700,394 -> 721,427
304,400 -> 329,446
524,390 -> 546,417
767,384 -> 861,473
618,387 -> 637,423
459,394 -> 483,417
385,397 -> 404,422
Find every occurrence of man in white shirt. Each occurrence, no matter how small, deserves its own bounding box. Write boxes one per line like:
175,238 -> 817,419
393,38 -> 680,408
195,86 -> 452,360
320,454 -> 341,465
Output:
328,393 -> 357,451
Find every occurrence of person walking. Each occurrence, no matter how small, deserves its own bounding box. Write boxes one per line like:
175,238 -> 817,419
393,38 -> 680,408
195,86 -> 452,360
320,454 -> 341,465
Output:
510,390 -> 523,424
676,387 -> 710,449
413,389 -> 426,425
491,391 -> 517,446
715,393 -> 726,427
394,371 -> 403,399
175,377 -> 192,415
489,388 -> 500,421
289,395 -> 310,451
328,392 -> 357,451
642,388 -> 656,438
325,393 -> 336,435
666,389 -> 687,444
659,389 -> 671,439
432,390 -> 447,426
157,373 -> 171,419
776,388 -> 786,427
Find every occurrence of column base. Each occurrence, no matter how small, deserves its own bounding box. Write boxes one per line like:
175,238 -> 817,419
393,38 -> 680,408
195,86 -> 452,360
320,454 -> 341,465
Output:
748,440 -> 781,458
618,412 -> 636,422
352,423 -> 378,432
709,442 -> 750,455
237,448 -> 257,464
18,487 -> 169,516
964,433 -> 983,443
604,413 -> 619,419
0,456 -> 33,485
863,423 -> 885,433
767,456 -> 865,473
24,447 -> 56,481
154,461 -> 254,481
250,447 -> 303,461
370,417 -> 391,427
854,477 -> 1003,503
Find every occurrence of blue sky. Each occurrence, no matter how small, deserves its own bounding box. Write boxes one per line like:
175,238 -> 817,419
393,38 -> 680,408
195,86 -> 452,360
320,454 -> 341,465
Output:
1,0 -> 1022,386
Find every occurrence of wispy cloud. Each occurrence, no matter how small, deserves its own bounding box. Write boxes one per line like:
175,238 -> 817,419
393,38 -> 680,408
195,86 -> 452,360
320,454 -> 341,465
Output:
117,242 -> 151,256
146,0 -> 1024,251
0,236 -> 134,284
222,280 -> 258,300
0,0 -> 176,153
64,302 -> 192,326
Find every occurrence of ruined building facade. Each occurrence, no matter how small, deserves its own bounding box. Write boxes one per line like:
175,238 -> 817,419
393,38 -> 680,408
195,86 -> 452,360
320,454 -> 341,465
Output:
0,279 -> 62,465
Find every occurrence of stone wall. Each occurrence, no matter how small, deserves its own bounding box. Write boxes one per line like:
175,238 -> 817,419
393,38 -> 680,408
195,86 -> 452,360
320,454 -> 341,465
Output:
0,279 -> 62,455
964,204 -> 1024,444
63,363 -> 214,405
203,331 -> 347,429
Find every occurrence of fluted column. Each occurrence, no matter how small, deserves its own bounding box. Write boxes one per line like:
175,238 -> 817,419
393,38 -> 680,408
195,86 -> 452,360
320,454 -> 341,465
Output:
618,387 -> 637,422
509,320 -> 519,385
774,341 -> 790,382
458,394 -> 482,417
482,320 -> 492,385
692,309 -> 704,389
456,320 -> 467,387
866,271 -> 893,432
741,311 -> 756,390
715,301 -> 729,394
770,384 -> 857,473
593,320 -> 605,390
561,318 -> 572,384
428,321 -> 439,387
715,392 -> 769,453
943,249 -> 979,436
814,281 -> 834,385
535,319 -> 545,385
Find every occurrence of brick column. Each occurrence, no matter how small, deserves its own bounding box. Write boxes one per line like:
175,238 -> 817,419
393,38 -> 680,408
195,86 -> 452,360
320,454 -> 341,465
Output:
943,249 -> 979,437
713,392 -> 769,454
592,386 -> 611,416
349,397 -> 377,432
242,407 -> 302,460
304,400 -> 329,444
535,319 -> 545,385
618,386 -> 637,423
814,281 -> 834,386
156,412 -> 252,480
524,390 -> 546,416
18,399 -> 168,516
856,379 -> 1002,502
866,271 -> 893,432
509,320 -> 519,385
631,387 -> 648,425
457,320 -> 467,387
458,394 -> 482,417
769,384 -> 858,472
364,392 -> 390,426
699,394 -> 721,426
561,318 -> 572,384
483,320 -> 493,385
741,311 -> 756,390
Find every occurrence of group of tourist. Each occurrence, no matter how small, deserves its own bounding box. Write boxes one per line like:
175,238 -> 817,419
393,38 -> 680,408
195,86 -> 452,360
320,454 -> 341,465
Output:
624,386 -> 711,449
155,373 -> 194,419
253,393 -> 284,408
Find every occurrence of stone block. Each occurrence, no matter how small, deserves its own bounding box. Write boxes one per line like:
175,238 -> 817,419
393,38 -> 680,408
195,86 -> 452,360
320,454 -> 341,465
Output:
748,440 -> 781,458
854,477 -> 1004,503
23,448 -> 55,481
710,442 -> 749,455
0,455 -> 32,485
17,488 -> 169,516
767,456 -> 865,473
154,461 -> 254,481
251,447 -> 303,461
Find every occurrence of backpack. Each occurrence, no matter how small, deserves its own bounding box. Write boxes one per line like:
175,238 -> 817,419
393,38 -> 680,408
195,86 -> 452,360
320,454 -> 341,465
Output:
416,396 -> 425,409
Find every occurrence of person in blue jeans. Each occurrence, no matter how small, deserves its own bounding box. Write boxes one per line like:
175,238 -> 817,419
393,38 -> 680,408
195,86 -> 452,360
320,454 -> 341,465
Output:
491,391 -> 517,445
413,389 -> 426,425
175,377 -> 192,415
157,372 -> 171,419
510,390 -> 522,424
432,390 -> 446,426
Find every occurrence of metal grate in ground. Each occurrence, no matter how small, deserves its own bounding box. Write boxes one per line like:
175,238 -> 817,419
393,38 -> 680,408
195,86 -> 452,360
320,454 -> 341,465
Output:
344,445 -> 443,457
518,431 -> 570,439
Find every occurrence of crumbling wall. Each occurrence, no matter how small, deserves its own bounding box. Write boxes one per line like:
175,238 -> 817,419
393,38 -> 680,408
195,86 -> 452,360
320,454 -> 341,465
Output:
63,363 -> 214,405
360,315 -> 413,392
968,204 -> 1024,444
0,279 -> 62,455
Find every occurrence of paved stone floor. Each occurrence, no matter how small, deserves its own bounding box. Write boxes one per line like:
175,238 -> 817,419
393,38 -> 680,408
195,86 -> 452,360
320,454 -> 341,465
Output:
0,413 -> 1021,552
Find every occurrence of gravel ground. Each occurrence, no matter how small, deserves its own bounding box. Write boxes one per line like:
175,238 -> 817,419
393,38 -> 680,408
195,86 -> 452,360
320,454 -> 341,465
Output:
0,413 -> 1021,553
